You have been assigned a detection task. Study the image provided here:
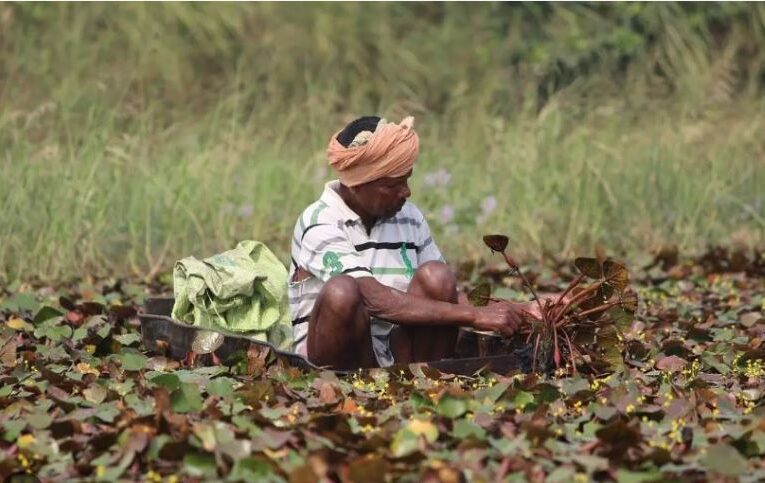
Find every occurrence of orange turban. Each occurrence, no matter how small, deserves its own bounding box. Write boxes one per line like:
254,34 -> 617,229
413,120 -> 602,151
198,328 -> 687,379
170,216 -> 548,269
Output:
327,116 -> 419,187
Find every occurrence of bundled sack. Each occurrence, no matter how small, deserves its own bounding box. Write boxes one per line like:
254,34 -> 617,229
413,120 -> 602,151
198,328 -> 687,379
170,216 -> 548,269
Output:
172,240 -> 293,351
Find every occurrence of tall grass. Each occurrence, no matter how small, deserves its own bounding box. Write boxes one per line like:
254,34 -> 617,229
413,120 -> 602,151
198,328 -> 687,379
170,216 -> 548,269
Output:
1,3 -> 764,282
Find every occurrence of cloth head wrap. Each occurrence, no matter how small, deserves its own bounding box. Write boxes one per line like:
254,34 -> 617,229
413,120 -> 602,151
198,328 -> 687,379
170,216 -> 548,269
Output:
327,116 -> 419,187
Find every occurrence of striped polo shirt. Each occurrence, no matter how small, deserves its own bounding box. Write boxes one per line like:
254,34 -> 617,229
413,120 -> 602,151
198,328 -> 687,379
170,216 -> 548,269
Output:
289,180 -> 444,356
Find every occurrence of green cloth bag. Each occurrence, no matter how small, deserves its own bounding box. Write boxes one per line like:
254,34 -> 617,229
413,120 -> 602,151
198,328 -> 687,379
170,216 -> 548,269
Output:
171,240 -> 293,351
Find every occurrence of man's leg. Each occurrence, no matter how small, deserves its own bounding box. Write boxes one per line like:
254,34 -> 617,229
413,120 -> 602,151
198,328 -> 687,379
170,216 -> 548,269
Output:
306,276 -> 377,369
391,261 -> 460,363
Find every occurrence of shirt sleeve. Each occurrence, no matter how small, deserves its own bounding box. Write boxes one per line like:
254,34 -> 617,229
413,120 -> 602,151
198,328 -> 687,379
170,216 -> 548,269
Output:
297,224 -> 374,282
416,215 -> 445,265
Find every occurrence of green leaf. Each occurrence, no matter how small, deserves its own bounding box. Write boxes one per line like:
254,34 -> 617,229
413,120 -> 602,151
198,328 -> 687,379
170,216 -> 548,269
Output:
32,306 -> 64,325
83,384 -> 108,404
390,429 -> 418,458
468,283 -> 491,307
33,321 -> 72,342
452,419 -> 486,439
474,382 -> 510,403
511,390 -> 534,409
114,333 -> 142,346
3,420 -> 26,442
703,443 -> 748,476
1,293 -> 39,313
228,457 -> 275,481
28,412 -> 53,430
171,383 -> 204,413
616,468 -> 663,483
119,351 -> 148,371
408,391 -> 432,409
436,394 -> 468,418
151,373 -> 181,391
183,453 -> 218,479
207,377 -> 235,398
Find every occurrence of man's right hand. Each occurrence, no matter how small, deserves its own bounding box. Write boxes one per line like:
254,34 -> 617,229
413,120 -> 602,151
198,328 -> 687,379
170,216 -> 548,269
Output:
471,302 -> 528,337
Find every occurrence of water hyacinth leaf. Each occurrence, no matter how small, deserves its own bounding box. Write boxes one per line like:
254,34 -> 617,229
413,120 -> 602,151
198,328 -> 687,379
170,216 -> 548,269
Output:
609,307 -> 634,333
452,419 -> 486,439
206,377 -> 235,398
120,351 -> 148,371
171,383 -> 204,413
1,293 -> 39,313
83,384 -> 108,404
703,443 -> 749,476
390,429 -> 420,458
596,325 -> 623,368
483,234 -> 508,253
114,333 -> 143,346
183,453 -> 218,478
467,283 -> 491,307
229,457 -> 276,481
474,382 -> 510,403
604,260 -> 629,292
33,321 -> 73,342
391,419 -> 439,458
655,355 -> 687,373
436,394 -> 468,418
511,390 -> 534,409
151,373 -> 181,391
33,306 -> 64,325
615,468 -> 663,483
3,420 -> 25,442
595,419 -> 641,451
575,257 -> 603,279
619,289 -> 639,313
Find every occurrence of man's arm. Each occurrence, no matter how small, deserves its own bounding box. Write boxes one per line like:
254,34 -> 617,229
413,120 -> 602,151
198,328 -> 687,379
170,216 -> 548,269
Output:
356,277 -> 524,337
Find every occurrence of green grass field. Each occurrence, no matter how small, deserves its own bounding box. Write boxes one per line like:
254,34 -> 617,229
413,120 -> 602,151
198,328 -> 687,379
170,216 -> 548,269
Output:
1,3 -> 764,281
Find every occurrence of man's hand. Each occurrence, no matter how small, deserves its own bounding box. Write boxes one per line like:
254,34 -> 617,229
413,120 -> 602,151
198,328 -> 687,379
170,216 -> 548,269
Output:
471,303 -> 529,337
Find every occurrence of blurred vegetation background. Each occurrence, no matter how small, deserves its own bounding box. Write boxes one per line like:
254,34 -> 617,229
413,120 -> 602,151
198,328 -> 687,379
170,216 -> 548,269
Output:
1,2 -> 764,282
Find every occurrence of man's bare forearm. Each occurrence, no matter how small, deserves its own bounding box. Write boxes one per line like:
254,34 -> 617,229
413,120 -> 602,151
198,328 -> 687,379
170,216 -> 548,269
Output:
356,277 -> 475,327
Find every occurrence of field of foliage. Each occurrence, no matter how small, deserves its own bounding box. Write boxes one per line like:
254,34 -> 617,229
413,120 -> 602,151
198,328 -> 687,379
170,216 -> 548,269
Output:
1,249 -> 764,481
1,3 -> 764,281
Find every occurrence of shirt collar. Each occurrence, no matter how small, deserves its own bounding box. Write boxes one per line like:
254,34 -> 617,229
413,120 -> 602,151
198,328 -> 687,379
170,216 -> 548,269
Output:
320,180 -> 362,223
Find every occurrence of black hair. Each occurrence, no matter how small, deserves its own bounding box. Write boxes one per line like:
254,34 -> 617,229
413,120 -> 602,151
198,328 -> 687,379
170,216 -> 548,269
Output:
336,116 -> 382,147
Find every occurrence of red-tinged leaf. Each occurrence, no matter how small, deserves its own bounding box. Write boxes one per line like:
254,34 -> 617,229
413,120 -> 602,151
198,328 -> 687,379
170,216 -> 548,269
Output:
604,260 -> 629,292
483,234 -> 509,253
575,257 -> 603,278
656,355 -> 687,373
318,382 -> 338,404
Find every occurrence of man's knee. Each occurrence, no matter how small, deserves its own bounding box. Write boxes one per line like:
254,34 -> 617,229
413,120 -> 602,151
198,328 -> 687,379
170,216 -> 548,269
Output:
317,275 -> 363,314
413,261 -> 457,301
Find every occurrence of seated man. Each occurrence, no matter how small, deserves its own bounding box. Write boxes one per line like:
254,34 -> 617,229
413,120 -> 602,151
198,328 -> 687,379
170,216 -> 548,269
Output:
289,115 -> 531,369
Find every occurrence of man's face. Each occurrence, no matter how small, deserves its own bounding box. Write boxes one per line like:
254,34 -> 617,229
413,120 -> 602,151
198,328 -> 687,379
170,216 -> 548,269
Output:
351,170 -> 412,219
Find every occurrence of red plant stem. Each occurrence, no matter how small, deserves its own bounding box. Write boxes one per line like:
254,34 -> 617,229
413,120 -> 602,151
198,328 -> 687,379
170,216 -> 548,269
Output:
561,329 -> 577,375
554,274 -> 584,308
553,281 -> 603,320
575,301 -> 621,319
548,274 -> 584,325
500,252 -> 544,316
552,322 -> 560,368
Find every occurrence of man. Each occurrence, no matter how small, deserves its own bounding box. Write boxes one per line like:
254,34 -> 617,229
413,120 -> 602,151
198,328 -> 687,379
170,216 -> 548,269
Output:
289,116 -> 531,369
